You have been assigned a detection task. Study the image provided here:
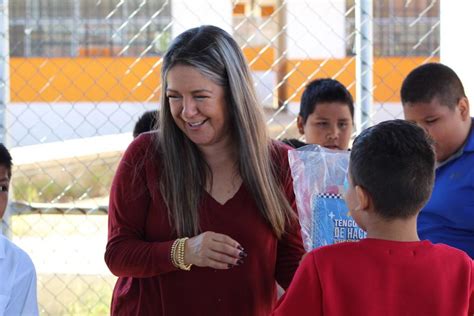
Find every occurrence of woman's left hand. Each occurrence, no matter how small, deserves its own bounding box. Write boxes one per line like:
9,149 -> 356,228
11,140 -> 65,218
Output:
184,231 -> 247,269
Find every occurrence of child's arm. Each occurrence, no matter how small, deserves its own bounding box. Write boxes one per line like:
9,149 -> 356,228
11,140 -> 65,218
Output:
272,252 -> 323,316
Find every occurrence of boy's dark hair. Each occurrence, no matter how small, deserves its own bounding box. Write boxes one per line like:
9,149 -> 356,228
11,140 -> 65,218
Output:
133,110 -> 159,138
299,78 -> 354,124
0,143 -> 12,178
401,63 -> 466,109
350,120 -> 435,219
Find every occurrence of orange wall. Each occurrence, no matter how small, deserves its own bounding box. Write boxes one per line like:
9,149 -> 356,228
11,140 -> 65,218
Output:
10,52 -> 438,103
10,57 -> 162,102
286,56 -> 439,103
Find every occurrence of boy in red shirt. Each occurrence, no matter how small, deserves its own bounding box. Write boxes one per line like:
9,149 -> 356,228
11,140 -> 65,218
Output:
273,120 -> 474,316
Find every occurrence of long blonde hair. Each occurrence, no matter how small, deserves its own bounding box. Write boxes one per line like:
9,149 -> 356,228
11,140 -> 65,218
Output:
159,25 -> 294,238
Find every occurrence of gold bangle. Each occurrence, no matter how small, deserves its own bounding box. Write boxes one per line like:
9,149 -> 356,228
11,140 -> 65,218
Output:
176,237 -> 192,271
170,239 -> 180,268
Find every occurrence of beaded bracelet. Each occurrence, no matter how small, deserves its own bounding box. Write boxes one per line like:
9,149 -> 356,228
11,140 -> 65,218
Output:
170,239 -> 180,268
171,237 -> 192,271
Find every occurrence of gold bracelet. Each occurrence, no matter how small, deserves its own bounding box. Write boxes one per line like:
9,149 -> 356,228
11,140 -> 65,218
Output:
170,239 -> 180,268
175,237 -> 192,271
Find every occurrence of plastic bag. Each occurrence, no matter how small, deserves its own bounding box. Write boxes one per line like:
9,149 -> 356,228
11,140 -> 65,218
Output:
288,145 -> 366,252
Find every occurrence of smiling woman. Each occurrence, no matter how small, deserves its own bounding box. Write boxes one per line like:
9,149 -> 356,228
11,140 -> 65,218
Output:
104,25 -> 305,316
166,65 -> 230,149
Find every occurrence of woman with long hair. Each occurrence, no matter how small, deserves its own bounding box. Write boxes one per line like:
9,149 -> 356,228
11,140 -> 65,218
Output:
105,25 -> 305,316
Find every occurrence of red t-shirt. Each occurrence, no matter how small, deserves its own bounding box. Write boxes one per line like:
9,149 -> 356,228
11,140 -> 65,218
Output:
273,238 -> 474,316
105,132 -> 305,315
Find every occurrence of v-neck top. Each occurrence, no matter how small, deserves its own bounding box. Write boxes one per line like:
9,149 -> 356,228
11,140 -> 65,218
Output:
203,180 -> 243,207
105,132 -> 305,316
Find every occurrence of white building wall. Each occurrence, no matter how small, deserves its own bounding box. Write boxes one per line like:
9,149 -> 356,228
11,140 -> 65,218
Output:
171,0 -> 233,39
440,1 -> 474,115
286,0 -> 346,59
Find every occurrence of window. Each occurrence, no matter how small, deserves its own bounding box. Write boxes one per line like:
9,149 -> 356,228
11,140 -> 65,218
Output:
9,0 -> 172,57
345,0 -> 439,56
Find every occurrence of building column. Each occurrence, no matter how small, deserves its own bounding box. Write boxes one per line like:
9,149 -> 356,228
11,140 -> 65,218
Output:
286,0 -> 346,59
440,1 -> 474,115
171,0 -> 233,39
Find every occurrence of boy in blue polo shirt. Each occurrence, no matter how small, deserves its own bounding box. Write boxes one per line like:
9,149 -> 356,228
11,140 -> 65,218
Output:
401,63 -> 474,258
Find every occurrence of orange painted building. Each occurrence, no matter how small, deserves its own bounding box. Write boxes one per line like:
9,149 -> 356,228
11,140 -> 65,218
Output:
10,50 -> 438,104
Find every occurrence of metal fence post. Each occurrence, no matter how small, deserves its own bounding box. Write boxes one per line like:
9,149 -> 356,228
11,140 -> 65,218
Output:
0,0 -> 10,236
355,0 -> 373,132
275,0 -> 287,108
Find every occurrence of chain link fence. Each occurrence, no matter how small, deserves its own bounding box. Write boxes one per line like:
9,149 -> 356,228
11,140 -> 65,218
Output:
0,0 -> 440,314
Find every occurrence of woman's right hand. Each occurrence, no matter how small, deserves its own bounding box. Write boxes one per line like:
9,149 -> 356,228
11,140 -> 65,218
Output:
184,231 -> 247,269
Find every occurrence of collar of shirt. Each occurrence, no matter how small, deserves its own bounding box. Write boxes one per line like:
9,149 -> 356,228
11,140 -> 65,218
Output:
463,118 -> 474,152
436,118 -> 474,169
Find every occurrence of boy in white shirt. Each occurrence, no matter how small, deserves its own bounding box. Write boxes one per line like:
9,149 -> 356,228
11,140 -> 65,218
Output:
0,143 -> 38,316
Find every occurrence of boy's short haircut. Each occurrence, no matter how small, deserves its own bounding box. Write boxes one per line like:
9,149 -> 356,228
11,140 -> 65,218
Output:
350,120 -> 435,219
299,78 -> 354,124
401,63 -> 466,108
0,143 -> 12,178
133,110 -> 159,138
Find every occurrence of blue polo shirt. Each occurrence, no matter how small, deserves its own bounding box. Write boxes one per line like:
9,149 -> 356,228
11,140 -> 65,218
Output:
418,118 -> 474,258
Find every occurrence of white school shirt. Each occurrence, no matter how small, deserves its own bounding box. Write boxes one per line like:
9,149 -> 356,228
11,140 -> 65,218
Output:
0,234 -> 38,316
